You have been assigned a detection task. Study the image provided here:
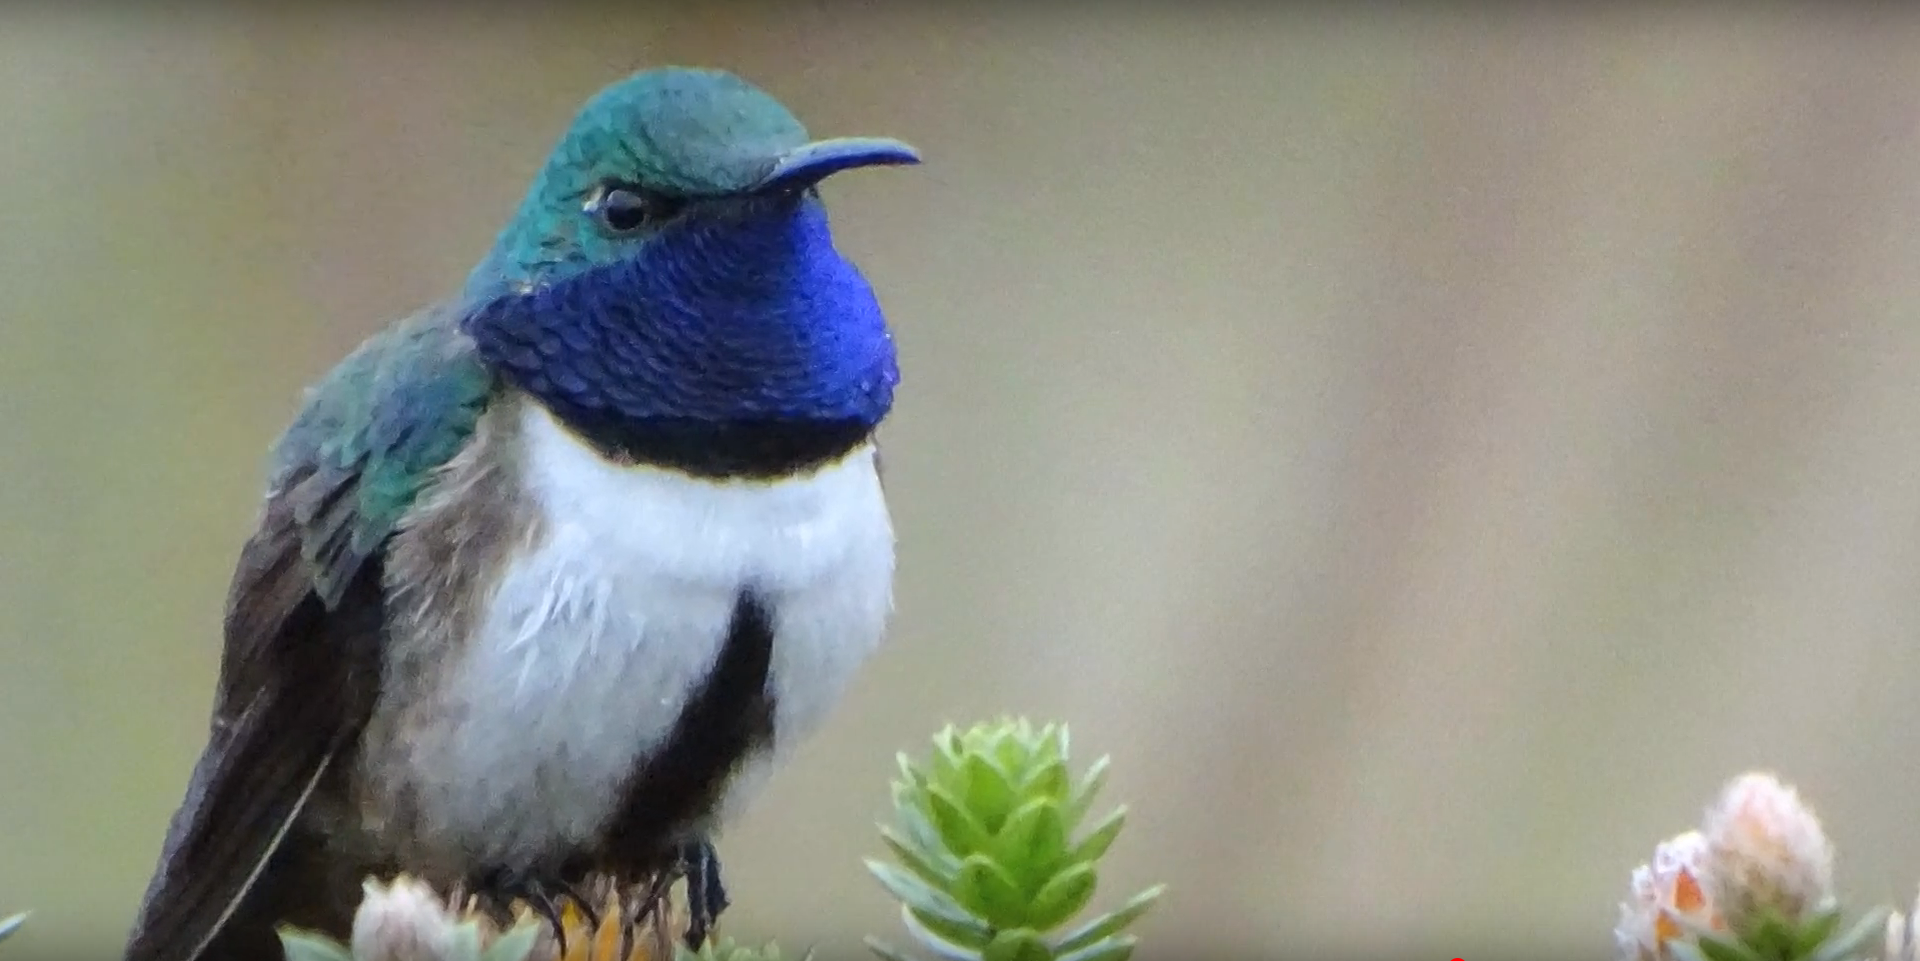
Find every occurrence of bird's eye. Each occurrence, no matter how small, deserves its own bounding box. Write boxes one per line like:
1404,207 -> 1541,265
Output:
585,183 -> 681,234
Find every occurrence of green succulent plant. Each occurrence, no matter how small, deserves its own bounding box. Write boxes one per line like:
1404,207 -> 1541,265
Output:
865,718 -> 1163,961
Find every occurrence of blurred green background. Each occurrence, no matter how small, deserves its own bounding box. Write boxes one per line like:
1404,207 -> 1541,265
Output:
8,6 -> 1920,958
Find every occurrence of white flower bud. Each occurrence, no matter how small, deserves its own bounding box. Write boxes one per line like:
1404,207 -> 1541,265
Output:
1615,830 -> 1726,961
1701,772 -> 1835,931
350,876 -> 463,961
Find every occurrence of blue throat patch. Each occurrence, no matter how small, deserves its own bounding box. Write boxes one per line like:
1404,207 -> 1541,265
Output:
464,198 -> 899,477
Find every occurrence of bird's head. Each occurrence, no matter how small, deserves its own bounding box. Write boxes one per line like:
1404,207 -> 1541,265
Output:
464,66 -> 918,433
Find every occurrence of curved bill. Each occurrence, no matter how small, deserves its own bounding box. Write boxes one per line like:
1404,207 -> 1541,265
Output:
756,136 -> 922,190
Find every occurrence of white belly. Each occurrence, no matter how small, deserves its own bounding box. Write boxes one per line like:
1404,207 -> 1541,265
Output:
409,403 -> 894,868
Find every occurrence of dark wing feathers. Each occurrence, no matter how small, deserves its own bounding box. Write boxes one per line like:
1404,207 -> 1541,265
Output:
283,464 -> 364,610
126,477 -> 376,961
124,307 -> 493,961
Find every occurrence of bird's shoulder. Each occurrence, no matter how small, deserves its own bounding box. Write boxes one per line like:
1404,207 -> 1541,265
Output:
266,301 -> 499,606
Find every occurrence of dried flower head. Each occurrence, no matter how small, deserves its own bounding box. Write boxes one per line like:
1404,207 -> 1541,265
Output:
1701,771 -> 1835,931
1615,830 -> 1727,961
350,877 -> 462,961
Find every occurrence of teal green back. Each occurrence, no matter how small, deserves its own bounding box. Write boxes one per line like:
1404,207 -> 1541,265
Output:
270,305 -> 495,571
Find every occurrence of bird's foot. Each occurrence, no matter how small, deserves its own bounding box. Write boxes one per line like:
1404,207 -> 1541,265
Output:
473,866 -> 601,954
680,837 -> 728,950
634,837 -> 728,950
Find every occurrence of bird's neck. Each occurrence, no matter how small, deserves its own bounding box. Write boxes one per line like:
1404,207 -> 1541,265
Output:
462,200 -> 898,480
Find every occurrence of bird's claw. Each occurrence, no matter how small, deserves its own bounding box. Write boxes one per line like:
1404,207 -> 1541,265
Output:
475,868 -> 600,954
680,838 -> 728,950
633,837 -> 728,950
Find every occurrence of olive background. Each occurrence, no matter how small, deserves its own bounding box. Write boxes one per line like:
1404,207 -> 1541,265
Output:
8,7 -> 1920,958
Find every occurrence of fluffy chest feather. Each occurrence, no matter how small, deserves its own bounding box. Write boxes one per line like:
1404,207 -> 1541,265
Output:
365,401 -> 894,872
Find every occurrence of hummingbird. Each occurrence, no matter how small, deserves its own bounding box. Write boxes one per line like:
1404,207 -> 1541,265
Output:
122,66 -> 917,961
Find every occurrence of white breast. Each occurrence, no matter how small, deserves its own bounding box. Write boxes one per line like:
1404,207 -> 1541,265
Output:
410,403 -> 895,868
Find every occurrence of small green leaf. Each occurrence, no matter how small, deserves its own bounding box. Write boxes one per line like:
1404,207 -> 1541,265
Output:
1067,806 -> 1128,866
881,824 -> 962,887
1744,912 -> 1796,959
932,728 -> 967,782
927,784 -> 996,856
981,928 -> 1052,961
1027,861 -> 1100,931
1007,722 -> 1040,758
1021,757 -> 1072,804
900,900 -> 996,955
987,726 -> 1027,774
893,796 -> 962,868
1808,908 -> 1891,961
1040,724 -> 1069,766
1692,933 -> 1761,961
865,936 -> 922,961
961,751 -> 1019,832
892,779 -> 923,816
1665,943 -> 1712,961
1064,756 -> 1110,830
275,928 -> 355,961
480,921 -> 541,961
445,921 -> 485,961
953,853 -> 1030,927
1053,933 -> 1137,961
867,859 -> 995,945
0,914 -> 25,945
897,752 -> 928,792
1789,906 -> 1841,957
992,797 -> 1069,887
1052,885 -> 1165,955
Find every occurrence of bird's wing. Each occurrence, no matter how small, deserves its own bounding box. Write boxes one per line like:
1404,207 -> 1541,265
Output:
125,305 -> 495,961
